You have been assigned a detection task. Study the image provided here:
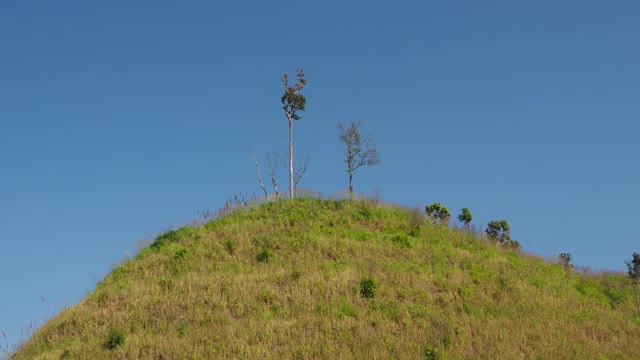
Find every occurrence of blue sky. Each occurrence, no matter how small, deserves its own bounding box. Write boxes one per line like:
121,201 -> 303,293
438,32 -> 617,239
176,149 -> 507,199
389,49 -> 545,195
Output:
1,0 -> 638,352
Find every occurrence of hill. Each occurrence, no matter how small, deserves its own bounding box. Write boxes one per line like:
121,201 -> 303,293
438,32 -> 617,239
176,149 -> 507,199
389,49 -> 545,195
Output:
12,197 -> 640,359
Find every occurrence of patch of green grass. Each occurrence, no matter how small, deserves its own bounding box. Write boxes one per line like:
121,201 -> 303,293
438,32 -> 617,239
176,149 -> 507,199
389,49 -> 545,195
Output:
337,301 -> 359,318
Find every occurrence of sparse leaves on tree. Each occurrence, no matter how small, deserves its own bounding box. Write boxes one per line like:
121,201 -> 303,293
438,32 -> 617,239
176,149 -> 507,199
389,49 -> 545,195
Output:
281,69 -> 307,199
338,120 -> 380,197
558,253 -> 573,269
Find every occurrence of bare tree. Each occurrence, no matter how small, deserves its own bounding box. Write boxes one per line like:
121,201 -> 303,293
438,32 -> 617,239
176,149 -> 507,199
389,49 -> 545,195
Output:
249,151 -> 269,200
281,69 -> 307,199
338,120 -> 380,197
265,152 -> 282,201
293,154 -> 310,191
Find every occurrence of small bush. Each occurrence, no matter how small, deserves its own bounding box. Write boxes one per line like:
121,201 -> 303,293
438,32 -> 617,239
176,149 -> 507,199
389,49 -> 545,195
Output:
360,277 -> 377,298
150,226 -> 196,249
224,239 -> 237,254
174,248 -> 187,260
177,321 -> 188,337
104,329 -> 125,350
390,233 -> 411,248
423,347 -> 438,360
558,253 -> 573,268
291,269 -> 302,280
257,248 -> 274,263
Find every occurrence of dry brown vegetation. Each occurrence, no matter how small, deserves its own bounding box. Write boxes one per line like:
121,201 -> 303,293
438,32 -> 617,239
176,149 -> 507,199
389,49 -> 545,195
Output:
11,197 -> 640,359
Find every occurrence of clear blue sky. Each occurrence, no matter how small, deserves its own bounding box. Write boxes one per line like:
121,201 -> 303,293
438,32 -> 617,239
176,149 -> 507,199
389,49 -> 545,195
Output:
1,0 -> 638,352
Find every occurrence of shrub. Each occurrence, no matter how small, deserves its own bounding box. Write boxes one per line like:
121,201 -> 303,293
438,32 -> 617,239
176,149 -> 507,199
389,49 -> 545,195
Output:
425,203 -> 450,224
457,207 -> 472,227
291,269 -> 302,280
360,277 -> 377,298
257,248 -> 274,263
423,347 -> 438,360
224,239 -> 237,254
150,226 -> 196,249
390,233 -> 411,248
104,329 -> 125,350
558,253 -> 573,268
177,321 -> 188,337
174,248 -> 188,261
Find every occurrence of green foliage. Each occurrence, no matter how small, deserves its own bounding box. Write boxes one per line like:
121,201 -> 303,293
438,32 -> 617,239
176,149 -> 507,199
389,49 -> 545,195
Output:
457,207 -> 473,227
224,239 -> 237,254
425,203 -> 450,223
626,252 -> 640,284
337,301 -> 359,318
485,220 -> 511,244
103,329 -> 125,350
423,347 -> 438,360
177,321 -> 188,337
281,69 -> 307,121
389,233 -> 411,248
151,226 -> 196,250
174,248 -> 188,261
625,252 -> 640,315
359,277 -> 377,298
291,269 -> 302,280
559,253 -> 573,268
257,248 -> 274,263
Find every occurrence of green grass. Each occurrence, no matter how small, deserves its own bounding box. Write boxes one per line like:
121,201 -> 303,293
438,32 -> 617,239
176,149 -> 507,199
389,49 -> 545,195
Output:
11,197 -> 640,359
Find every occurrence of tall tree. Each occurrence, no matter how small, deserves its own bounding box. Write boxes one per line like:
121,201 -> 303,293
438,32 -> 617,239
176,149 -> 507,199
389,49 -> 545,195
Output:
281,69 -> 307,199
338,120 -> 380,197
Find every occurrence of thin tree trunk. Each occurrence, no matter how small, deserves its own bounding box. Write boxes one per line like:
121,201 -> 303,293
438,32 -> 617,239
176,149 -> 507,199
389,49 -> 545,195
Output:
288,118 -> 294,199
348,170 -> 353,199
250,153 -> 269,201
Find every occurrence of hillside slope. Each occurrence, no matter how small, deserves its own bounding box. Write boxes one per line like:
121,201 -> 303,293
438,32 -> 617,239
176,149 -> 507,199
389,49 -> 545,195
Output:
13,198 -> 640,359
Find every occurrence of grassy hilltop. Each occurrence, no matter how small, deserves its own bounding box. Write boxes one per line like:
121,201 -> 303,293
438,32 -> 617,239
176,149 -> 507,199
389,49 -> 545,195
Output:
12,197 -> 640,359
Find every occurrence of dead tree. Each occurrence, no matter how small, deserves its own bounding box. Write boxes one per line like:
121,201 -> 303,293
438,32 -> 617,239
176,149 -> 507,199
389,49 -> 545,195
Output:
249,151 -> 269,200
265,152 -> 282,201
293,154 -> 310,191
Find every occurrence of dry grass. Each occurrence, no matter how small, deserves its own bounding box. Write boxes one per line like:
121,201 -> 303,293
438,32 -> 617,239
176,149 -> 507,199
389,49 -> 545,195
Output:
11,197 -> 640,359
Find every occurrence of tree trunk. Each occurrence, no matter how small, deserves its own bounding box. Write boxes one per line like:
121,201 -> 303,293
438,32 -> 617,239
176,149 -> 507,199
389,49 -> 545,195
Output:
348,170 -> 353,199
288,117 -> 294,199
